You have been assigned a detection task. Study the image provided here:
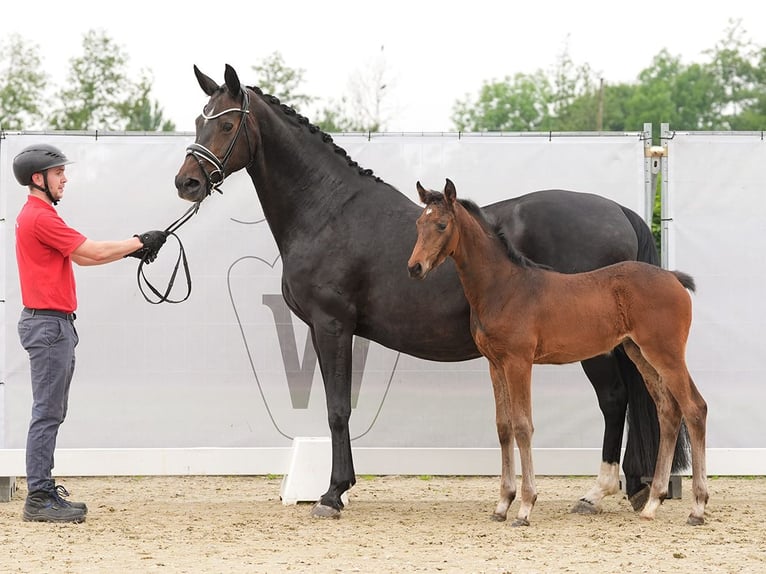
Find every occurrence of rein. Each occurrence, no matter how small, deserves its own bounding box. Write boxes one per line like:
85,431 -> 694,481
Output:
136,202 -> 200,304
140,87 -> 252,303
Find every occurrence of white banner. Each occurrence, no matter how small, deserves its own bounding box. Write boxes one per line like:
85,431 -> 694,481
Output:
667,132 -> 766,449
2,132 -> 645,466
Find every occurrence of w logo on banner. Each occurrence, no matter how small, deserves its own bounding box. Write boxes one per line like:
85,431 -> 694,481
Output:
227,255 -> 399,439
262,294 -> 371,409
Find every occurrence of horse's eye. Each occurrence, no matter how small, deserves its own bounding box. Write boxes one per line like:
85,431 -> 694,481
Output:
222,121 -> 234,132
437,222 -> 447,231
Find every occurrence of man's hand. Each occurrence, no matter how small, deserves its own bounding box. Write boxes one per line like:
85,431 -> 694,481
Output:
125,247 -> 148,260
138,230 -> 168,252
126,230 -> 168,263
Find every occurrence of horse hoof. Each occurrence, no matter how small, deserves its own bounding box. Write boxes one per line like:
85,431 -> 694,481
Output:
511,518 -> 530,527
687,515 -> 704,526
628,485 -> 650,511
571,499 -> 601,515
311,502 -> 341,519
490,513 -> 507,522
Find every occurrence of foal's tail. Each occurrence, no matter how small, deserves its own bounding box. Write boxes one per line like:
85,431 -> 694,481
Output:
672,271 -> 696,293
619,206 -> 691,477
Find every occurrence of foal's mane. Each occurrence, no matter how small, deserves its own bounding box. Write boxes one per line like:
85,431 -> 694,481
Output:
246,85 -> 383,183
423,192 -> 543,269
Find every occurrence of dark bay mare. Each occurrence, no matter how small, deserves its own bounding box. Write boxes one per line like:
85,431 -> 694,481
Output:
173,64 -> 689,518
408,179 -> 708,526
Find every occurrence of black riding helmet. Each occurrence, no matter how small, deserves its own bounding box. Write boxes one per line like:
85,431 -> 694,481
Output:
12,143 -> 73,205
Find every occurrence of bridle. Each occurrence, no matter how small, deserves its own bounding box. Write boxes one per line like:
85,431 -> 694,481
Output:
185,87 -> 253,195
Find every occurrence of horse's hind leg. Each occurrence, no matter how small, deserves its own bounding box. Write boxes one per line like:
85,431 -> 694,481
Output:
488,363 -> 516,522
573,355 -> 625,514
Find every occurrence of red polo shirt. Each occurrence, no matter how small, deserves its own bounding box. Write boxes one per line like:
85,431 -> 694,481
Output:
15,195 -> 87,313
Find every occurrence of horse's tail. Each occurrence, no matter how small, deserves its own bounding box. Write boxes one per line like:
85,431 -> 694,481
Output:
672,270 -> 696,293
618,206 -> 692,476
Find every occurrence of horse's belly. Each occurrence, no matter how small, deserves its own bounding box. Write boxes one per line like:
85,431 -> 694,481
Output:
534,331 -> 625,365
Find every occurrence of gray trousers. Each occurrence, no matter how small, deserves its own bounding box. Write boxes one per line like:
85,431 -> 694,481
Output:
17,309 -> 79,494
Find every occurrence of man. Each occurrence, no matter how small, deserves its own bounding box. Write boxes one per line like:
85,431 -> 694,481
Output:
13,143 -> 167,523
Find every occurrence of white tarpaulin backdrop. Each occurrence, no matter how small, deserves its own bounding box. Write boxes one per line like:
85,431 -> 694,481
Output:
1,130 -> 760,476
666,132 -> 766,450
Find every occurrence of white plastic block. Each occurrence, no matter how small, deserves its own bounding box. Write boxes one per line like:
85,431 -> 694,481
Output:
280,437 -> 348,506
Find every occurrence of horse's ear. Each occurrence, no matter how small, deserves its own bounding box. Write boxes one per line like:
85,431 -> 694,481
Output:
444,178 -> 457,205
416,181 -> 428,204
224,64 -> 242,97
194,65 -> 219,96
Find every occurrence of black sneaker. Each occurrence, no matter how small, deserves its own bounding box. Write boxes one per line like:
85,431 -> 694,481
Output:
54,484 -> 88,514
23,490 -> 86,523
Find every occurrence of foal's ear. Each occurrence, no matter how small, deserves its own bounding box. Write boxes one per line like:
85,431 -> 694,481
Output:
224,64 -> 242,97
416,181 -> 428,204
444,178 -> 457,205
194,65 -> 219,97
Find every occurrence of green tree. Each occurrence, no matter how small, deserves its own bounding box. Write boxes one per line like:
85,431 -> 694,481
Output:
50,29 -> 172,131
0,34 -> 48,130
452,71 -> 553,132
251,51 -> 315,112
313,99 -> 357,132
706,20 -> 766,129
118,72 -> 175,131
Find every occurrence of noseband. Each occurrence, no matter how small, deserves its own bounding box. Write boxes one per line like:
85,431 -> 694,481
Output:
185,88 -> 252,195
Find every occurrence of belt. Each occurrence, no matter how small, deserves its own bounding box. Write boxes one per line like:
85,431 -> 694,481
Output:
23,307 -> 77,321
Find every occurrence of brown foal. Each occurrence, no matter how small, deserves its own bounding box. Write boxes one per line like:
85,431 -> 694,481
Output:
407,179 -> 708,526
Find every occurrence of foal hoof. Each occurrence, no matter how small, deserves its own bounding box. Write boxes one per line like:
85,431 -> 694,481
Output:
511,518 -> 530,527
311,502 -> 341,519
687,515 -> 705,526
490,512 -> 507,522
628,485 -> 650,511
571,499 -> 601,515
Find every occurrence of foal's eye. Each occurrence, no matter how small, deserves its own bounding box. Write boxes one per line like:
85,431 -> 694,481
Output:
222,121 -> 234,132
436,222 -> 447,231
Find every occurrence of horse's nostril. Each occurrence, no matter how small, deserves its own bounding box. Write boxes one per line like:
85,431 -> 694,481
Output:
408,263 -> 422,278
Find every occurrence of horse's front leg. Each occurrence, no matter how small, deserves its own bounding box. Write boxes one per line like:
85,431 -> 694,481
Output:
488,363 -> 516,521
504,360 -> 537,527
310,322 -> 356,519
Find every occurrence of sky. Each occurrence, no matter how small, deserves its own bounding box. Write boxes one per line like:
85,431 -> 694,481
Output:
4,0 -> 766,132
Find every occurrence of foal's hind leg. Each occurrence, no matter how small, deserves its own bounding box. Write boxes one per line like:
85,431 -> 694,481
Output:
630,341 -> 709,525
488,363 -> 516,522
622,340 -> 684,520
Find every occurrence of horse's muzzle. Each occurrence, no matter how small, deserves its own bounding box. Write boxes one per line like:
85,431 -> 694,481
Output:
174,174 -> 205,202
408,262 -> 427,280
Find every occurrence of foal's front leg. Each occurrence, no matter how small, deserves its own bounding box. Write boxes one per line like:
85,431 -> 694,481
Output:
488,363 -> 516,521
504,361 -> 537,526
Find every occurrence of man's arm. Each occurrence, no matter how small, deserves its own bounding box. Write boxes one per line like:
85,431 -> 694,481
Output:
71,237 -> 143,266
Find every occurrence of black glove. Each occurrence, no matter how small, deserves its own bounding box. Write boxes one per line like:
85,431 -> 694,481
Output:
127,230 -> 168,264
137,230 -> 168,252
125,247 -> 148,260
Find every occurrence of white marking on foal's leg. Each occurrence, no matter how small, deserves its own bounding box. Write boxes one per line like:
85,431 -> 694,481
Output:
571,462 -> 620,514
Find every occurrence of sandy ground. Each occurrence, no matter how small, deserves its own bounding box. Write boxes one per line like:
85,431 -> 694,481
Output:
0,475 -> 763,574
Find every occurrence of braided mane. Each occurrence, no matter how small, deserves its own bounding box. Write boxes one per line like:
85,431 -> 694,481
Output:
247,85 -> 383,183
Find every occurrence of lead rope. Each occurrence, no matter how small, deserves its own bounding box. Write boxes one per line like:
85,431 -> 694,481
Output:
137,202 -> 200,304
